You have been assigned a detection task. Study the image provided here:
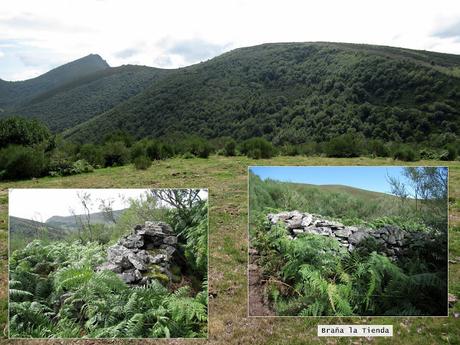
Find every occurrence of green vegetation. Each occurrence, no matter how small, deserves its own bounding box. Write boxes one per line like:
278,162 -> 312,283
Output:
2,43 -> 459,161
8,191 -> 208,338
0,54 -> 109,109
0,156 -> 459,344
63,43 -> 460,154
249,168 -> 448,316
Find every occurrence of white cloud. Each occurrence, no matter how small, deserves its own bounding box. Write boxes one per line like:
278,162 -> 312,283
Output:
1,0 -> 460,80
9,188 -> 208,221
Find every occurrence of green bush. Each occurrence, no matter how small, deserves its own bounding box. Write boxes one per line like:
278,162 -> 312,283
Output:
185,137 -> 212,158
182,152 -> 195,159
0,145 -> 45,180
130,141 -> 148,160
281,144 -> 300,156
78,143 -> 104,167
71,159 -> 94,174
133,155 -> 152,170
0,117 -> 51,149
441,144 -> 457,161
102,141 -> 130,167
146,141 -> 175,160
325,133 -> 363,158
240,138 -> 274,159
367,139 -> 389,157
49,154 -> 94,176
223,139 -> 236,156
393,145 -> 418,162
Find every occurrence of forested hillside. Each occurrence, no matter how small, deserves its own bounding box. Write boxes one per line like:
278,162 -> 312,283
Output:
1,63 -> 169,132
0,54 -> 109,109
64,42 -> 460,146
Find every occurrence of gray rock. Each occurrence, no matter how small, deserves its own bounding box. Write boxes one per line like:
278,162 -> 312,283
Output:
316,227 -> 332,236
334,229 -> 352,238
119,234 -> 144,248
287,216 -> 303,229
387,235 -> 397,245
151,254 -> 167,264
119,270 -> 139,284
163,236 -> 178,245
97,262 -> 122,273
348,230 -> 369,245
107,245 -> 133,269
301,214 -> 313,227
127,253 -> 148,271
292,229 -> 304,235
160,245 -> 176,257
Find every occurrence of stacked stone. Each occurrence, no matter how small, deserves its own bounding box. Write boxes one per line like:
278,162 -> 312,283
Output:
267,211 -> 417,258
97,221 -> 178,285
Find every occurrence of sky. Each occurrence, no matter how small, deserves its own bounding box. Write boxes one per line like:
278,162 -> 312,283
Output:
250,166 -> 416,195
8,188 -> 208,222
1,0 -> 460,80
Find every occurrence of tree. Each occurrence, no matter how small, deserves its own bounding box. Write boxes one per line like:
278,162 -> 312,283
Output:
0,117 -> 51,149
388,167 -> 448,230
70,192 -> 94,242
150,189 -> 202,225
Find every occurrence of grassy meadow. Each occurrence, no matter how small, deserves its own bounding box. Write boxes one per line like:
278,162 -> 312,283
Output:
0,155 -> 459,344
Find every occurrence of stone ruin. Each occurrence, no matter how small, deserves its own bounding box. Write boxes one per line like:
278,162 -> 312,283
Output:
97,221 -> 181,286
267,211 -> 433,259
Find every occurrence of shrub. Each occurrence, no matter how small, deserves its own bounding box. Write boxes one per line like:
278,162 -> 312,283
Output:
281,144 -> 300,156
102,141 -> 129,167
223,139 -> 237,156
78,143 -> 104,167
133,156 -> 152,170
0,145 -> 45,180
441,144 -> 457,161
130,141 -> 147,161
47,150 -> 74,176
147,141 -> 175,160
240,138 -> 274,159
71,159 -> 94,174
0,117 -> 51,149
146,141 -> 162,160
325,133 -> 363,157
48,155 -> 94,176
393,145 -> 418,162
185,137 -> 212,158
367,139 -> 389,157
182,152 -> 195,159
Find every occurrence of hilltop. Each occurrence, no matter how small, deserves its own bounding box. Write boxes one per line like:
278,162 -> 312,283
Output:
1,42 -> 459,147
65,42 -> 460,145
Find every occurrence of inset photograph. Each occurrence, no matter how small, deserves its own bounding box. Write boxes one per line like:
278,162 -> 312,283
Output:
9,188 -> 208,338
248,166 -> 448,316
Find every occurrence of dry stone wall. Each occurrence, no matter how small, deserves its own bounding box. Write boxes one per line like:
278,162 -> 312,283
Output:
97,221 -> 180,285
267,211 -> 431,259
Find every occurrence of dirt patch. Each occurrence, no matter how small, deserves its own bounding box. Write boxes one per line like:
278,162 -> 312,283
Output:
248,249 -> 274,316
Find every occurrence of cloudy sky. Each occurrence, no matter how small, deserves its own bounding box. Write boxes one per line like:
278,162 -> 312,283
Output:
9,188 -> 208,221
1,0 -> 460,80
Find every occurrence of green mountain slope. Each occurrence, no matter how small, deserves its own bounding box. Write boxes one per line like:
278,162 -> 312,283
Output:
64,42 -> 460,145
292,183 -> 396,201
4,65 -> 169,132
45,209 -> 126,229
9,216 -> 69,240
0,54 -> 109,110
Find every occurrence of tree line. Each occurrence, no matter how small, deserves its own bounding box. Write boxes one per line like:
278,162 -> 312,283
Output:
0,116 -> 458,181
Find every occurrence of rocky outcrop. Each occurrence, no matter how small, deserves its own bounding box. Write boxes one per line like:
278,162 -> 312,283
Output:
267,211 -> 431,259
97,221 -> 180,285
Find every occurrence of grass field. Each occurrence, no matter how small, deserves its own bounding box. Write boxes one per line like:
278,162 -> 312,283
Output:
0,155 -> 459,344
